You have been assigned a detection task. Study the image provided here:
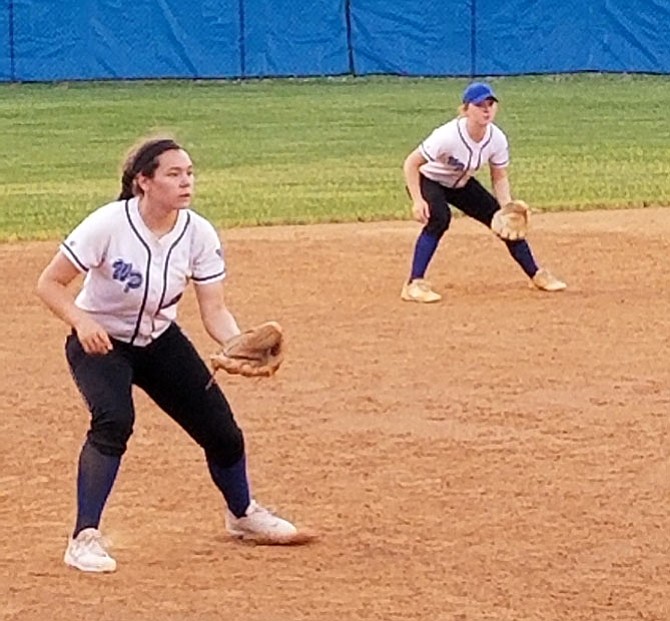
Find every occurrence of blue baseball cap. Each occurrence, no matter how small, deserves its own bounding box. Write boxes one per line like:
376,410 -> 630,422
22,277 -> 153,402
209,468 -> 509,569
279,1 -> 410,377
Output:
462,82 -> 498,104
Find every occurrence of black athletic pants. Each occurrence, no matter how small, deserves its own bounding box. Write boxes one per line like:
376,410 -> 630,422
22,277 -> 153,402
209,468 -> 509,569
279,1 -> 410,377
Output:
65,322 -> 244,466
421,175 -> 500,238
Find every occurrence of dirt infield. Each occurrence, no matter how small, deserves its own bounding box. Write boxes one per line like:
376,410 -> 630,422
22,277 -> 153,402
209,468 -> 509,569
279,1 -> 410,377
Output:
1,209 -> 668,621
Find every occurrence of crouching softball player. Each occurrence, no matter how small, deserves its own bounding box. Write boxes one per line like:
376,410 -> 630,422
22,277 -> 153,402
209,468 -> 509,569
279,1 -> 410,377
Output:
36,136 -> 311,573
401,81 -> 566,303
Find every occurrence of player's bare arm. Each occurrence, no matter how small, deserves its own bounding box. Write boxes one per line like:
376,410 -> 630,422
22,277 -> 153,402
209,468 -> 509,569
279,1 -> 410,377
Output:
490,165 -> 512,206
194,280 -> 241,346
403,148 -> 430,224
36,252 -> 113,355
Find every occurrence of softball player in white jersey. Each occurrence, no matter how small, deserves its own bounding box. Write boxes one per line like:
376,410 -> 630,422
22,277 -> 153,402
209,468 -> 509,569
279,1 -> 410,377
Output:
401,82 -> 566,303
37,137 -> 308,573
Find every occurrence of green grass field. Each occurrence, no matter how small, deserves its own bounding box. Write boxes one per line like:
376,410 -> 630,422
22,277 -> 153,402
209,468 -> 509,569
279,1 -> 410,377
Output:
1,74 -> 669,241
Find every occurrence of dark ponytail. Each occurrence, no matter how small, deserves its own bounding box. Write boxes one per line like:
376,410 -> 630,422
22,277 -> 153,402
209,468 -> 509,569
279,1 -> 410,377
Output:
118,138 -> 181,200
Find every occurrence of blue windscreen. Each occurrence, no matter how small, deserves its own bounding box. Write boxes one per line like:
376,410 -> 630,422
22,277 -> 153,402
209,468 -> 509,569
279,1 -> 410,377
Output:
242,0 -> 349,77
0,0 -> 11,81
349,0 -> 472,76
475,0 -> 670,74
13,0 -> 241,81
5,0 -> 670,81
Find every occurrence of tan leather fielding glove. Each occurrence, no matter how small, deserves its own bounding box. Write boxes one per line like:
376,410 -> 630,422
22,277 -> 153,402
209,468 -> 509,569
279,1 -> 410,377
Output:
491,200 -> 530,241
211,321 -> 284,378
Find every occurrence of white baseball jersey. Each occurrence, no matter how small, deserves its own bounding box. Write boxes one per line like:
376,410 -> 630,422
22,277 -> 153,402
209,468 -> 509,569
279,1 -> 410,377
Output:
60,197 -> 226,346
419,117 -> 509,188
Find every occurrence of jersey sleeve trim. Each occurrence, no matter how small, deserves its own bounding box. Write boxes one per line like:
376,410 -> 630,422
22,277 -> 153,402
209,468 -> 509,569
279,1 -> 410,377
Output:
419,143 -> 435,162
60,242 -> 89,273
192,268 -> 227,283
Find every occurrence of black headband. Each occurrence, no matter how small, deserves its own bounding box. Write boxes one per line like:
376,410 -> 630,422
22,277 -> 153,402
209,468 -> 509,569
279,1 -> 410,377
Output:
132,139 -> 180,175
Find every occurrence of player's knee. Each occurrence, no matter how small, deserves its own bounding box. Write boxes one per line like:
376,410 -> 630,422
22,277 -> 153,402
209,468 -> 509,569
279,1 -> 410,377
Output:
425,214 -> 450,238
205,425 -> 245,467
89,414 -> 134,456
222,425 -> 245,465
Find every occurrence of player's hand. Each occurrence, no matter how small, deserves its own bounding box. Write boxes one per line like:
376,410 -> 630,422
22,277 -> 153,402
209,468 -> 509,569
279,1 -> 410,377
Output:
74,316 -> 114,355
411,199 -> 430,224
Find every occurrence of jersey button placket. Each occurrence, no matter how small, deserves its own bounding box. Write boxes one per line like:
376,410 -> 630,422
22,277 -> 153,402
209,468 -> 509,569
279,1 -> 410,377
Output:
141,249 -> 163,339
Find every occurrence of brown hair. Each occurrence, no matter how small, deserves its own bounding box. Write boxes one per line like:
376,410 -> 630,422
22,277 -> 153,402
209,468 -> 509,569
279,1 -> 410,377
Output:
118,137 -> 182,200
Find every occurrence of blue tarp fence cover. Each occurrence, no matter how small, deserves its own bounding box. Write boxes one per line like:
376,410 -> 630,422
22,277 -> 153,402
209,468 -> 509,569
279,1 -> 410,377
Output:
1,0 -> 669,82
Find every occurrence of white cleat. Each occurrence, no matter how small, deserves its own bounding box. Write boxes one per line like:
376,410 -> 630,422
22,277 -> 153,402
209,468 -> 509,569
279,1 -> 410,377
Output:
530,268 -> 567,292
226,500 -> 315,545
64,528 -> 117,573
400,278 -> 442,303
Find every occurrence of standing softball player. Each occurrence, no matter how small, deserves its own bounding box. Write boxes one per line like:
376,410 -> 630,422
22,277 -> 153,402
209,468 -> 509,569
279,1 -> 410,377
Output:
401,81 -> 566,303
36,137 -> 310,573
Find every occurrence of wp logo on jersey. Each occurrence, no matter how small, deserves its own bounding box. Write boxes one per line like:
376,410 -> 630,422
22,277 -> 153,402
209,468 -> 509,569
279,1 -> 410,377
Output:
447,156 -> 465,171
112,259 -> 143,292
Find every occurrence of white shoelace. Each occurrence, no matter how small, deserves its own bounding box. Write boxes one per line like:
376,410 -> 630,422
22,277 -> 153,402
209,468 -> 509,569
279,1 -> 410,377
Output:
247,500 -> 280,518
78,531 -> 111,557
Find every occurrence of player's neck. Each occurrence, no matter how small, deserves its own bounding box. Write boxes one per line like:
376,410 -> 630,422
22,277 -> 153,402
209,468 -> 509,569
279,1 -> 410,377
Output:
465,118 -> 488,143
138,198 -> 179,238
